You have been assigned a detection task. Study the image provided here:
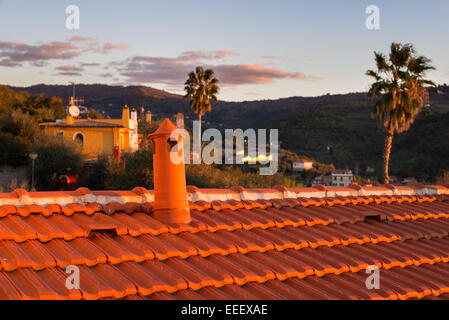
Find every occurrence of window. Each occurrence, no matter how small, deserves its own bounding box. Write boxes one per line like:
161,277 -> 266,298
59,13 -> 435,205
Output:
73,132 -> 84,148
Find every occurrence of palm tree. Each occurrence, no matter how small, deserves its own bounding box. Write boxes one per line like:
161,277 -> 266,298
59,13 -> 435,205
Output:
184,66 -> 219,141
366,42 -> 435,184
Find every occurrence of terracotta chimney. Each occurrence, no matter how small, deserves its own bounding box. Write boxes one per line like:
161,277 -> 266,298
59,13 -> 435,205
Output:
122,105 -> 130,124
145,110 -> 152,124
148,118 -> 190,224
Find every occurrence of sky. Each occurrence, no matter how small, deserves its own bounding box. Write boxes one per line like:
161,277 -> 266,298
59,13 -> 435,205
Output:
0,0 -> 448,101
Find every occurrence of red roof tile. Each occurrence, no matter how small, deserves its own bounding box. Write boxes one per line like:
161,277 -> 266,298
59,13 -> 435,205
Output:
0,185 -> 449,299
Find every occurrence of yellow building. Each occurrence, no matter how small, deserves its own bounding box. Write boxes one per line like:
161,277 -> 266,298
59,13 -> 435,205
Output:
40,103 -> 139,158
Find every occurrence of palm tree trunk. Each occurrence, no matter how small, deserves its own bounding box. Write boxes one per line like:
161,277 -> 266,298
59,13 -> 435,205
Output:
382,132 -> 394,184
198,113 -> 202,142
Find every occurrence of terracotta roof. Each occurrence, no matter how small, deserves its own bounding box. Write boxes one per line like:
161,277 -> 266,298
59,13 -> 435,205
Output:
39,121 -> 124,128
1,184 -> 449,300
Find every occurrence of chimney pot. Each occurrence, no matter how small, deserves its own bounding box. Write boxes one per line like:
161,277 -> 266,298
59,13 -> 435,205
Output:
148,118 -> 190,224
145,110 -> 152,124
122,105 -> 130,122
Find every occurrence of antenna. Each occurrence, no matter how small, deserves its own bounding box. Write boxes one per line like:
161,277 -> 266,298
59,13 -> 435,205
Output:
68,81 -> 84,106
69,81 -> 75,98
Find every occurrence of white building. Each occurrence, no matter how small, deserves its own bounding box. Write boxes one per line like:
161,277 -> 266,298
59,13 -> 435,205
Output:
293,159 -> 313,171
331,169 -> 353,187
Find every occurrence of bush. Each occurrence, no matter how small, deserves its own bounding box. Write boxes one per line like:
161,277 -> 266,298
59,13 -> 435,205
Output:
103,146 -> 154,190
0,109 -> 42,143
0,132 -> 28,167
31,136 -> 84,190
436,171 -> 449,184
87,109 -> 104,119
186,164 -> 285,188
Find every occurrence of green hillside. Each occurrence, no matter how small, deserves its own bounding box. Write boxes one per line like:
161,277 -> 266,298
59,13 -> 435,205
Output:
266,105 -> 449,183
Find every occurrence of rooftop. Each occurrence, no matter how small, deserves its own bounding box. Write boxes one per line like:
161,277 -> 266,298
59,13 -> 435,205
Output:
39,120 -> 124,129
1,183 -> 449,300
332,169 -> 353,175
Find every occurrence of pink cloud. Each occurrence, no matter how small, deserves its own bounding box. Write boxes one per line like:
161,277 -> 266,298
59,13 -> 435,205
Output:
102,42 -> 129,53
214,64 -> 304,85
179,50 -> 238,61
80,62 -> 101,67
0,38 -> 129,67
119,52 -> 320,87
0,59 -> 20,67
54,65 -> 84,76
57,72 -> 82,77
55,65 -> 84,72
69,36 -> 96,42
0,41 -> 79,62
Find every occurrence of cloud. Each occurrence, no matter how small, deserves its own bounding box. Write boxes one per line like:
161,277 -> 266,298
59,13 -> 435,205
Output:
56,72 -> 82,76
101,42 -> 129,53
69,36 -> 96,42
0,59 -> 20,67
54,65 -> 84,76
55,65 -> 84,72
213,64 -> 308,85
118,51 -> 320,87
0,41 -> 80,63
98,72 -> 113,78
80,62 -> 101,67
0,37 -> 129,67
179,50 -> 238,61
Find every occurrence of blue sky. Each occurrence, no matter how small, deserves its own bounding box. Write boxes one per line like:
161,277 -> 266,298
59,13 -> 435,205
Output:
0,0 -> 448,101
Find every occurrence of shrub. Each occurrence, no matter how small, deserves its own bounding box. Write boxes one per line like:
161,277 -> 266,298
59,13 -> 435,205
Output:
31,135 -> 84,190
103,146 -> 154,190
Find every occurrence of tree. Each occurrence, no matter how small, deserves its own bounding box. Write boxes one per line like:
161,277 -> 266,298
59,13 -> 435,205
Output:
31,136 -> 84,190
87,108 -> 104,119
366,42 -> 435,184
184,66 -> 219,141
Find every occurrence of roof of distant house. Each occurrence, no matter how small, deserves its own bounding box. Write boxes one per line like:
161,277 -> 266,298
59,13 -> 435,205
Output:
39,120 -> 124,129
332,169 -> 353,175
296,159 -> 313,163
0,183 -> 449,300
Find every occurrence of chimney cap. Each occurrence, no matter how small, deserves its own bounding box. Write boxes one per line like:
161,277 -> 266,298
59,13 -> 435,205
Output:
148,118 -> 187,139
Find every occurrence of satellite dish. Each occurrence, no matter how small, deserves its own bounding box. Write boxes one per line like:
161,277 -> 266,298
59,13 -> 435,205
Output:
68,105 -> 80,117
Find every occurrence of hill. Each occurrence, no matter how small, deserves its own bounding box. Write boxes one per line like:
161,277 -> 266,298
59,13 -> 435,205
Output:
265,103 -> 449,183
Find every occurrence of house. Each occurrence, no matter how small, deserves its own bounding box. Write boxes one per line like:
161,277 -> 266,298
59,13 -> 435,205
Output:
313,174 -> 332,186
366,166 -> 375,174
402,177 -> 418,185
331,169 -> 353,187
40,100 -> 138,157
1,119 -> 449,300
292,159 -> 313,171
